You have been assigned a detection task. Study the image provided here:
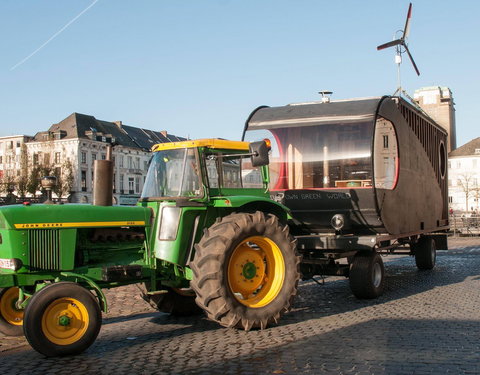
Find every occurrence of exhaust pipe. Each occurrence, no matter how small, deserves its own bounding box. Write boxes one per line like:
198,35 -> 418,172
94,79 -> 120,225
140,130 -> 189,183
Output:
93,145 -> 114,206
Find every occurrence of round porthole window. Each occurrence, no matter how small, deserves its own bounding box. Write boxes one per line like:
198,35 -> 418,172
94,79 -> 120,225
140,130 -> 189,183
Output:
439,141 -> 446,179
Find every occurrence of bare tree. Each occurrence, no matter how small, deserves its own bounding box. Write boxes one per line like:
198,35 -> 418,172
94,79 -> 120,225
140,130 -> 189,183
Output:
52,157 -> 75,199
458,173 -> 477,212
16,144 -> 30,198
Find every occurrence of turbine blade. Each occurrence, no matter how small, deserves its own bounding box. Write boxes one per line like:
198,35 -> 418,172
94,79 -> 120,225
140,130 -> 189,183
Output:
404,44 -> 420,75
403,3 -> 413,39
377,39 -> 402,50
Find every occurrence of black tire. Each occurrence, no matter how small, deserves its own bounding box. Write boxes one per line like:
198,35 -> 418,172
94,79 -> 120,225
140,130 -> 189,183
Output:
142,286 -> 202,316
0,287 -> 24,336
23,282 -> 102,357
349,251 -> 385,299
190,211 -> 301,331
414,236 -> 436,270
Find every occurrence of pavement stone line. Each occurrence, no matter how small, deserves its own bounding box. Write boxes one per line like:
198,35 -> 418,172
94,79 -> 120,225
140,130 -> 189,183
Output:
0,236 -> 479,375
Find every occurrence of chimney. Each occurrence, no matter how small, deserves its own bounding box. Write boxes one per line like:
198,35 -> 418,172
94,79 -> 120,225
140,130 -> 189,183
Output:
114,121 -> 122,128
161,130 -> 168,138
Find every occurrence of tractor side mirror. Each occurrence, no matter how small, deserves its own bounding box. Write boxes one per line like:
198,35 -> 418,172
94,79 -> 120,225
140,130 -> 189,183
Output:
249,140 -> 270,167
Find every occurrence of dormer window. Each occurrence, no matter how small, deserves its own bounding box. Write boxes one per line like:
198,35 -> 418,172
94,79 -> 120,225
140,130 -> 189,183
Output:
475,148 -> 480,154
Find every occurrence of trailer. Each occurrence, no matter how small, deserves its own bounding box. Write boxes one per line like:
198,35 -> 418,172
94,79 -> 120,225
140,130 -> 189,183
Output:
243,95 -> 449,298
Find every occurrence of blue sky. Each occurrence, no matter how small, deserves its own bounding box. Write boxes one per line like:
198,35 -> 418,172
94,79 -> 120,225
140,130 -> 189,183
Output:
0,1 -> 477,147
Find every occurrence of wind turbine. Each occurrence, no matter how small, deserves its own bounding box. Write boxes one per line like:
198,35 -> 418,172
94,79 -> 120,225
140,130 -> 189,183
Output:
377,3 -> 420,98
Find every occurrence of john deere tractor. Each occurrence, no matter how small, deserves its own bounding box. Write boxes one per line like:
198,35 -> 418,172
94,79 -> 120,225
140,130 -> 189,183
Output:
0,139 -> 300,356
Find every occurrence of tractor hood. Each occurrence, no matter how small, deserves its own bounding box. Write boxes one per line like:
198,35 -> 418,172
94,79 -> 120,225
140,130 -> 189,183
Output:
0,204 -> 151,230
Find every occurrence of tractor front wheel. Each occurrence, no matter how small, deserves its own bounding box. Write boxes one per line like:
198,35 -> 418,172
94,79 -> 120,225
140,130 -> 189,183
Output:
23,282 -> 101,357
190,211 -> 301,330
0,287 -> 25,336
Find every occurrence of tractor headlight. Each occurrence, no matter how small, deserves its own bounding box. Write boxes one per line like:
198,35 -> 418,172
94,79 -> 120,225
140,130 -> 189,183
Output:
331,214 -> 345,231
0,258 -> 23,271
159,206 -> 182,241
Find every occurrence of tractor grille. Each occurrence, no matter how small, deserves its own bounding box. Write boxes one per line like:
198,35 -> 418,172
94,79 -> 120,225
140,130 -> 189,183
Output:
29,229 -> 61,271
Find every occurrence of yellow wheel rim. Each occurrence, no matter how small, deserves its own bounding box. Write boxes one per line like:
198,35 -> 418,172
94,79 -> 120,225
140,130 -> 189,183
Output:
0,287 -> 24,326
228,236 -> 285,308
41,297 -> 89,346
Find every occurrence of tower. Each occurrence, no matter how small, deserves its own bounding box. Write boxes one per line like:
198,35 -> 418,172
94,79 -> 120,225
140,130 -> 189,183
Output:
413,86 -> 457,152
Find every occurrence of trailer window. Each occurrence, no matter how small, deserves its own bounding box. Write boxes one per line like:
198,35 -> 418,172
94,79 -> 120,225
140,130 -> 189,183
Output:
373,117 -> 398,190
244,122 -> 374,190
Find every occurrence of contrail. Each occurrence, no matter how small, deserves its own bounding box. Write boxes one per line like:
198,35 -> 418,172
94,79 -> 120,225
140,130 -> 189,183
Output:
10,0 -> 100,71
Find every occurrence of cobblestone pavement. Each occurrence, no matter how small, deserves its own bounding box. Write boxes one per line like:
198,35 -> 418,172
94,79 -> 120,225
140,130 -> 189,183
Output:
1,237 -> 480,374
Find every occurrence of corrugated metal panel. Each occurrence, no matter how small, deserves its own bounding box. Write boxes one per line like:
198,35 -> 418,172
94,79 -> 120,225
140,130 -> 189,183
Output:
399,101 -> 448,219
29,229 -> 61,271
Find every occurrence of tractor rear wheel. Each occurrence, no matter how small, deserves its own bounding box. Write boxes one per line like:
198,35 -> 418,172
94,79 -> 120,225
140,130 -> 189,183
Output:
23,282 -> 101,357
190,211 -> 301,330
142,286 -> 202,316
0,287 -> 25,336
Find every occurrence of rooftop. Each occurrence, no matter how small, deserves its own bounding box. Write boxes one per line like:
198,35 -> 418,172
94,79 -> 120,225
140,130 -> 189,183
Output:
449,137 -> 480,157
32,113 -> 185,150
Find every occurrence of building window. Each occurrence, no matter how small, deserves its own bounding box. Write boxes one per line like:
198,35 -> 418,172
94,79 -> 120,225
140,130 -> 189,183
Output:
16,141 -> 21,148
44,153 -> 50,165
127,156 -> 133,169
101,153 -> 106,160
0,156 -> 2,164
113,173 -> 116,193
81,152 -> 87,164
55,152 -> 61,164
33,153 -> 39,164
119,155 -> 124,168
128,177 -> 134,194
81,171 -> 87,191
135,157 -> 140,169
92,153 -> 97,163
475,149 -> 480,155
448,196 -> 453,203
456,161 -> 461,169
144,161 -> 148,171
135,176 -> 140,194
120,174 -> 124,192
383,135 -> 389,149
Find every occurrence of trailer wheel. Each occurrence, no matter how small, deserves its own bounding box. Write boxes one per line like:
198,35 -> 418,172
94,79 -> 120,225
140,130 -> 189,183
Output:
190,211 -> 301,330
414,236 -> 436,270
349,251 -> 385,299
0,287 -> 25,336
142,286 -> 202,316
23,282 -> 101,357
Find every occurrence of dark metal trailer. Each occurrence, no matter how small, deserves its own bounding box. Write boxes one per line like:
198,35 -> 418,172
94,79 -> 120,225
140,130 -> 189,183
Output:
243,95 -> 449,298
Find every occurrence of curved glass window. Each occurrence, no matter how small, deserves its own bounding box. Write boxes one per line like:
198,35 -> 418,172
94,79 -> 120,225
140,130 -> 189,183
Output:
373,117 -> 398,190
141,148 -> 202,199
244,122 -> 374,190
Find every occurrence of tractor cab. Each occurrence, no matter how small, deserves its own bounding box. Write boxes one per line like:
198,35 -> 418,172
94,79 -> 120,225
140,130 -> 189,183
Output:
139,139 -> 271,203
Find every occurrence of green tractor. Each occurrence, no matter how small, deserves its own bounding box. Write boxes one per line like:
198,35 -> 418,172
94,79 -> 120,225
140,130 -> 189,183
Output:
0,139 -> 300,356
